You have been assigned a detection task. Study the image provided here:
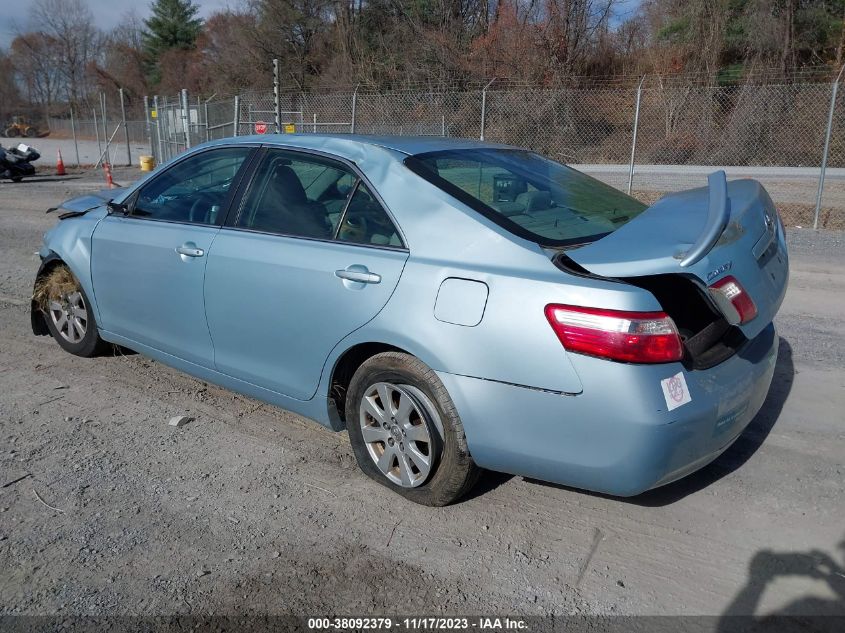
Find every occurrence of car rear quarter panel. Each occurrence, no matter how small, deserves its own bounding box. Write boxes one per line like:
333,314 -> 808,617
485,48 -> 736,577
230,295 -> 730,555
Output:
436,323 -> 778,496
320,150 -> 664,396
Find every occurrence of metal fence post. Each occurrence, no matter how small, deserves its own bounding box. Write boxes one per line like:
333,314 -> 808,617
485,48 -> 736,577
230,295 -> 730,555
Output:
351,84 -> 360,134
181,88 -> 191,149
204,101 -> 210,142
153,95 -> 163,163
814,64 -> 845,230
233,95 -> 240,137
627,76 -> 646,195
100,92 -> 110,165
69,105 -> 80,167
93,107 -> 102,164
273,58 -> 281,133
119,88 -> 131,166
162,95 -> 169,161
480,78 -> 496,141
177,91 -> 184,151
143,95 -> 152,159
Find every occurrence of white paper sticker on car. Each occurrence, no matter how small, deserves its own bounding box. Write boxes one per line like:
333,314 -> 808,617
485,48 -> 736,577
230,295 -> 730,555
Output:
661,372 -> 692,411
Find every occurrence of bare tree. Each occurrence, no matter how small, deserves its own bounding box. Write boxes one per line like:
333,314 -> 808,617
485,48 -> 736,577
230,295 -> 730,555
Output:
251,0 -> 334,90
539,0 -> 618,80
30,0 -> 101,105
9,33 -> 64,120
838,7 -> 845,67
95,13 -> 149,101
0,50 -> 23,122
196,11 -> 267,94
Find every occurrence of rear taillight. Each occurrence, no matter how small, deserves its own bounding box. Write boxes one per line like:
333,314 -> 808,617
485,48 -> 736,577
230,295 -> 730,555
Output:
544,304 -> 684,364
708,275 -> 757,324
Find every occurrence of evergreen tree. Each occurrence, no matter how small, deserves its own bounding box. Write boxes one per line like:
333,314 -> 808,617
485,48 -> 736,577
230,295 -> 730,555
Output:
142,0 -> 202,85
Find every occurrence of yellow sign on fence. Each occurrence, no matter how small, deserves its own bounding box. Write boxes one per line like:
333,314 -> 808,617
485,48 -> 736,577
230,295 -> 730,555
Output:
284,123 -> 296,134
150,109 -> 157,119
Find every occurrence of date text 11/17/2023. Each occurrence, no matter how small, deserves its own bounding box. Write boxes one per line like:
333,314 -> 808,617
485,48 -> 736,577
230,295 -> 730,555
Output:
307,617 -> 528,630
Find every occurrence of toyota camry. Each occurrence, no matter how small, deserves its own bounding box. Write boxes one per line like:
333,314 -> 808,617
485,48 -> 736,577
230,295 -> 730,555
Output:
31,135 -> 789,506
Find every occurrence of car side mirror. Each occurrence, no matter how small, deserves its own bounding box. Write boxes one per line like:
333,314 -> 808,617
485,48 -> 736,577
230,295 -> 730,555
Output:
107,200 -> 129,215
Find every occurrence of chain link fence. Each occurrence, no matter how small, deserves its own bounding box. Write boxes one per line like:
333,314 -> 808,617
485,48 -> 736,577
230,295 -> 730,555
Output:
144,74 -> 845,230
47,117 -> 149,143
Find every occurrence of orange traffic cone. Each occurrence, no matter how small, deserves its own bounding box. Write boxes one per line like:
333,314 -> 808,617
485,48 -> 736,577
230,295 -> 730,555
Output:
56,149 -> 66,176
102,162 -> 115,188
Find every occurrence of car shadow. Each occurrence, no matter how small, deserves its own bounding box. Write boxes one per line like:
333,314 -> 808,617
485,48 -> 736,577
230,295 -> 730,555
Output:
463,470 -> 515,501
521,336 -> 795,508
2,176 -> 83,185
19,176 -> 84,183
105,344 -> 137,357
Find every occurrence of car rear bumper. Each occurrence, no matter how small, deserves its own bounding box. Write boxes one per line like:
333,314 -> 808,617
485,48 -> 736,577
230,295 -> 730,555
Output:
437,322 -> 778,497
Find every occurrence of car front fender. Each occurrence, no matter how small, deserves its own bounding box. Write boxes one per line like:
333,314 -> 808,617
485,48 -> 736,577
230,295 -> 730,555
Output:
33,208 -> 107,334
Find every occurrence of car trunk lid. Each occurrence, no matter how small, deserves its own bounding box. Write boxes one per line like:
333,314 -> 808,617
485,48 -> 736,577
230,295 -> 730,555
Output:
567,172 -> 788,341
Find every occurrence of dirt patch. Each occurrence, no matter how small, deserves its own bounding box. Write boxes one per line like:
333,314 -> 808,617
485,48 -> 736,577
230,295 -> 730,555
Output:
1,171 -> 844,619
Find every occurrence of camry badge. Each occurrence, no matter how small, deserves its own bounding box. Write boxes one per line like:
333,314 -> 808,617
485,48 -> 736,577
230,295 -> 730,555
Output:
707,262 -> 733,282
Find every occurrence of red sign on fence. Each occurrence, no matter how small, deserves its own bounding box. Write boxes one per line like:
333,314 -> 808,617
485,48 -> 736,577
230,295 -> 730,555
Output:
254,121 -> 268,134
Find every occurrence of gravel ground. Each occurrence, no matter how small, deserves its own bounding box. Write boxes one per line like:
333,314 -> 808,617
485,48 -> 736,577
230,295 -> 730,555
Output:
0,171 -> 843,622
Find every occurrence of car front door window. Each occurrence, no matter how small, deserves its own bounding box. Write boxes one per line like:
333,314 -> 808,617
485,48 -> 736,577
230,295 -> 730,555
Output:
134,147 -> 251,225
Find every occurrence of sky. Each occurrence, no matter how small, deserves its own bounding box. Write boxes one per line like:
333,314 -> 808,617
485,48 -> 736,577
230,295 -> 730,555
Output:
0,0 -> 237,49
0,0 -> 643,51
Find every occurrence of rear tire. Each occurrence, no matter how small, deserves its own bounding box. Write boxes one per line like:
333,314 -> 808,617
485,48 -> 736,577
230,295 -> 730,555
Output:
39,267 -> 109,357
346,351 -> 479,506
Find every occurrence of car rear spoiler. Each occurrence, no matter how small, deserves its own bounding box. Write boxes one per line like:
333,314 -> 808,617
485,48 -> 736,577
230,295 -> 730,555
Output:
679,170 -> 730,268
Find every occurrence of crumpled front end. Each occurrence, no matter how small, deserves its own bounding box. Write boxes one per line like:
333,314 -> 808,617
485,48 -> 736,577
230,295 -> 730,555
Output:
32,202 -> 109,336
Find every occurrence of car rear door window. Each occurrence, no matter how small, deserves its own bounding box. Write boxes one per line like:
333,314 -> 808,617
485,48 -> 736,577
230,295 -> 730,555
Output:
133,147 -> 251,225
235,150 -> 352,239
236,149 -> 402,247
335,182 -> 402,248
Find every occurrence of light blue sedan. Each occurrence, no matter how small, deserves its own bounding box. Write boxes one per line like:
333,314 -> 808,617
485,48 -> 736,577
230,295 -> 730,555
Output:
31,135 -> 789,506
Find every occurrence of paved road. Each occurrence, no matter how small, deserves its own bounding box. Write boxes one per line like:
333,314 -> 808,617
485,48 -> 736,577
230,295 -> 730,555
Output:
2,137 -> 152,168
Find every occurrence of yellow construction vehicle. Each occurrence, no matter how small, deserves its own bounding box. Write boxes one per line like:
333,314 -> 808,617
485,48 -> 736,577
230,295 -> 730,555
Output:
3,117 -> 39,138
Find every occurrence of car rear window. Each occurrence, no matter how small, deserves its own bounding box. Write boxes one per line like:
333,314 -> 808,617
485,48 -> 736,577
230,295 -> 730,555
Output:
404,148 -> 647,247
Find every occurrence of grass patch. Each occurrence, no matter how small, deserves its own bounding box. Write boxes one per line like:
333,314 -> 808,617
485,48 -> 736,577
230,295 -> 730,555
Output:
32,264 -> 78,312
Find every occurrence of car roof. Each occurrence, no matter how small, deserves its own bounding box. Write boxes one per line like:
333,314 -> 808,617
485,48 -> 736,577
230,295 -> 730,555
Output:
203,133 -> 514,158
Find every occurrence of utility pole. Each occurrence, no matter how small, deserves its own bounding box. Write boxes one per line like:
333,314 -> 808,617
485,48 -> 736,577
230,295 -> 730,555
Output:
273,58 -> 281,133
119,88 -> 131,166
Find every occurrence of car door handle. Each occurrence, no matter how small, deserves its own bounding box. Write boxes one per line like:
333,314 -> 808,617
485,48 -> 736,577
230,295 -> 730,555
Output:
335,269 -> 381,284
176,245 -> 204,258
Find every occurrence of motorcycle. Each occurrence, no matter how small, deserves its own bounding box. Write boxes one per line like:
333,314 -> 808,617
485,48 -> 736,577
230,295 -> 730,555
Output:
0,143 -> 40,182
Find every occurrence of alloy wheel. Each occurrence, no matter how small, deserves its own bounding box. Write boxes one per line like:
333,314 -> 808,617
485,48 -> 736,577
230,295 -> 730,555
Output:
358,382 -> 440,488
49,291 -> 88,344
